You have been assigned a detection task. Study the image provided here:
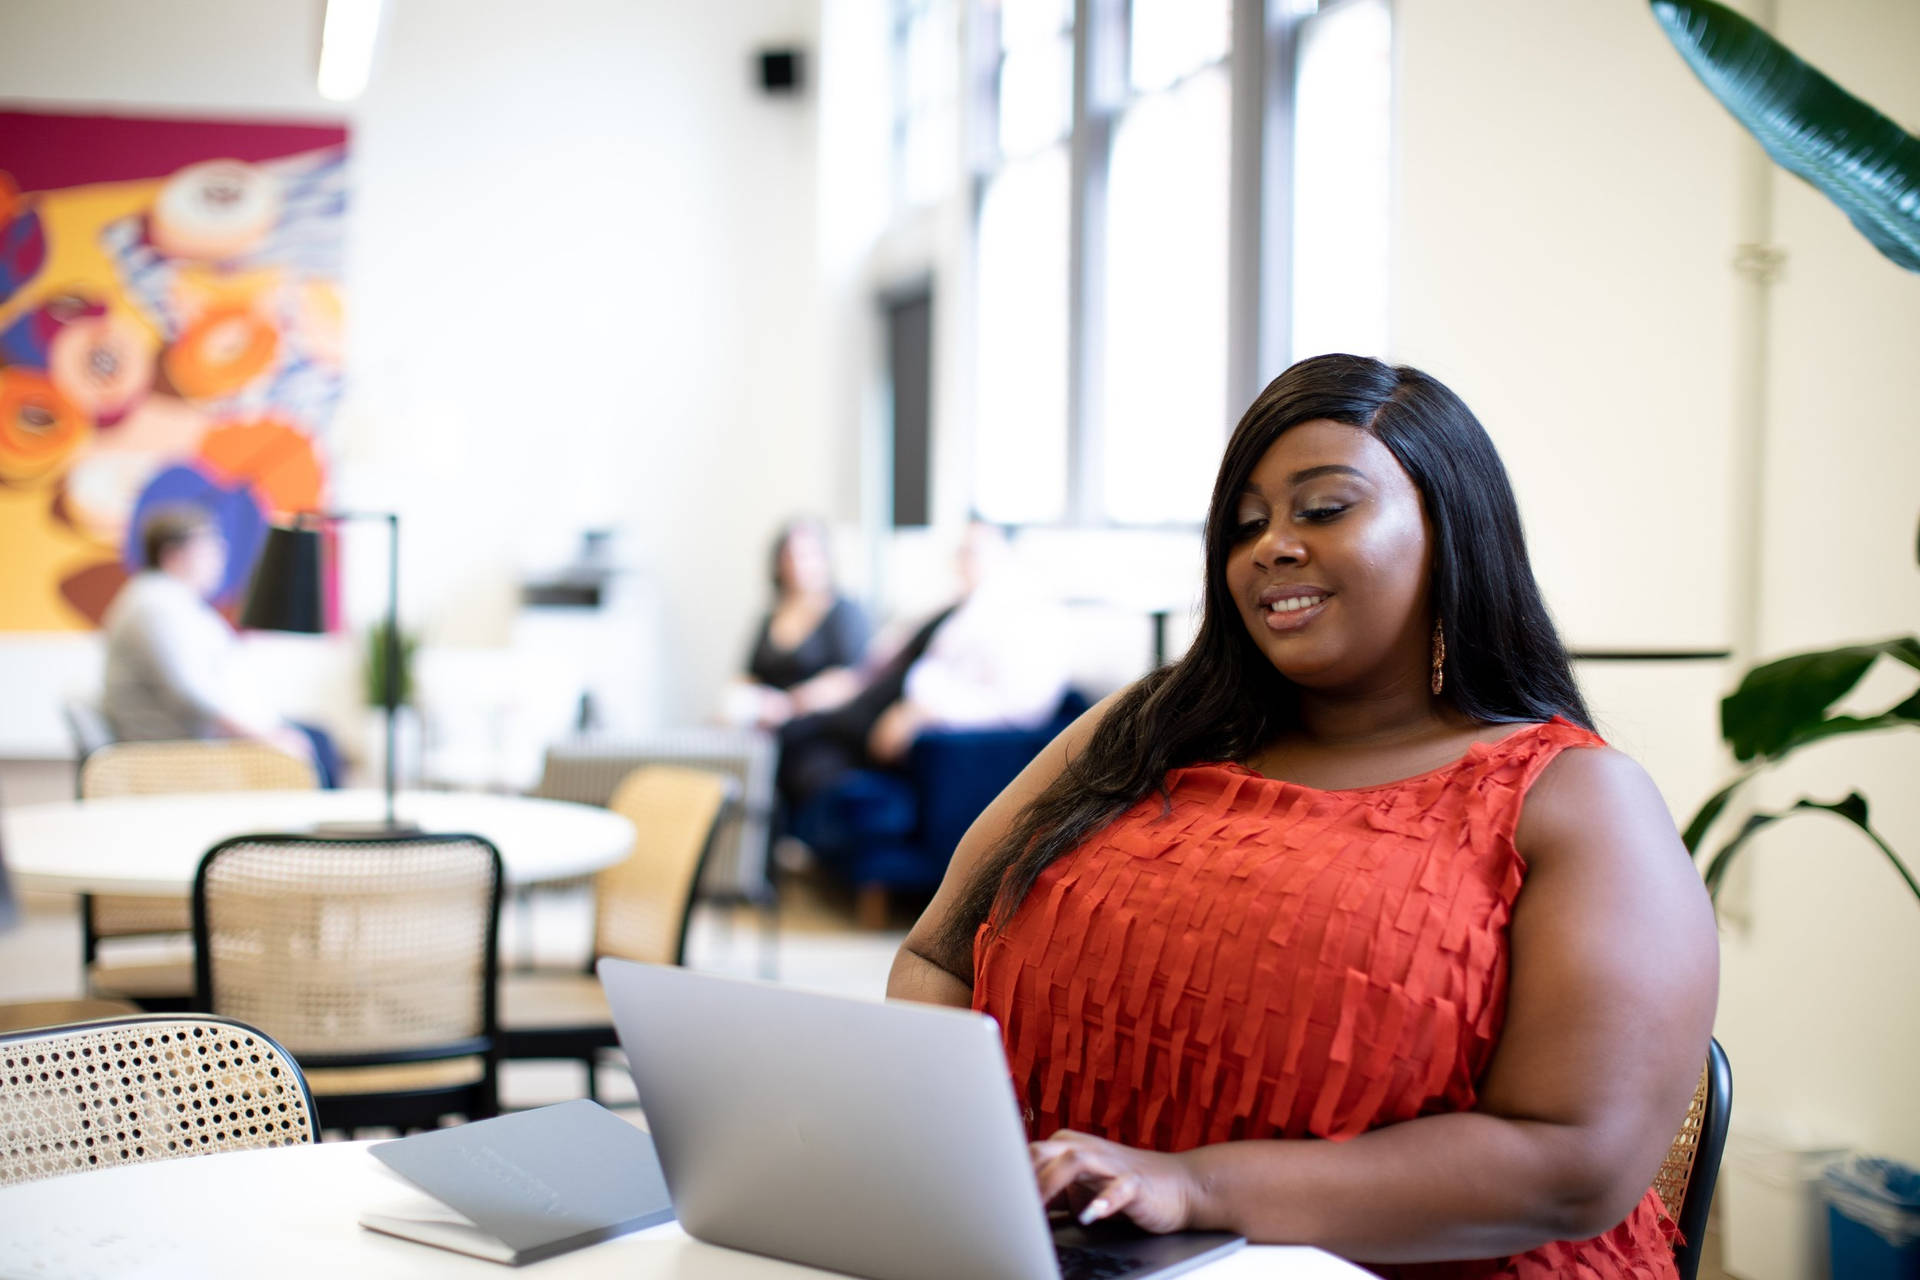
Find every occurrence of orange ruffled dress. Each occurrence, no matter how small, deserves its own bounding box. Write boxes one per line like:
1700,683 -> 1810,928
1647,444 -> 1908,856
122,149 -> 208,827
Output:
973,718 -> 1680,1279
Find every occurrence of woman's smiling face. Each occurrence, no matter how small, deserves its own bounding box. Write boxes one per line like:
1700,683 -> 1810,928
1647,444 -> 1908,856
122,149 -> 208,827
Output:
1223,419 -> 1434,695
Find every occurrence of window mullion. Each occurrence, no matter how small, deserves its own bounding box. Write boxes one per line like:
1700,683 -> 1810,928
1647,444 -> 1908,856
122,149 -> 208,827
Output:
1227,0 -> 1267,412
1066,0 -> 1118,527
1259,1 -> 1303,383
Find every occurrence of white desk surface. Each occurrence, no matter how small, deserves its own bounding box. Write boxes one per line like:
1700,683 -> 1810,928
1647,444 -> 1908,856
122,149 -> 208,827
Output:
1,790 -> 636,895
0,1141 -> 1375,1279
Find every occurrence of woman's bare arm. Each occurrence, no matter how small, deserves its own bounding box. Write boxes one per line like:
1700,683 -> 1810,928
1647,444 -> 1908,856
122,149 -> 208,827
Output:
886,690 -> 1128,1008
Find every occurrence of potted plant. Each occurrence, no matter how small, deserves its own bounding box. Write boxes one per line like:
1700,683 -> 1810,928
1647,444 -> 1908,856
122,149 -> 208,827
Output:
360,618 -> 421,788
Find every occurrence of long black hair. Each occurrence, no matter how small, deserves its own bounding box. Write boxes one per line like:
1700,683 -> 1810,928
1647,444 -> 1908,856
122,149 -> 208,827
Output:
929,354 -> 1592,973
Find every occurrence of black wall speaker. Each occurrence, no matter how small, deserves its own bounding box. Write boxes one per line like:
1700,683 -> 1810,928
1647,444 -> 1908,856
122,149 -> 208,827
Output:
757,48 -> 805,95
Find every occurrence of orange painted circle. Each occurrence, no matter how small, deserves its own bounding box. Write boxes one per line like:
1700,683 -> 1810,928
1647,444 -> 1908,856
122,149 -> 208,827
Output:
0,369 -> 89,484
165,307 -> 278,401
197,418 -> 324,517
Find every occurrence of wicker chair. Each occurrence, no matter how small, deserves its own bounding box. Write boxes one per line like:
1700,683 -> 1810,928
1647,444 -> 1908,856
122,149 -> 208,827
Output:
499,765 -> 731,1100
1655,1037 -> 1733,1280
59,696 -> 113,783
193,833 -> 503,1134
79,740 -> 319,1008
0,1015 -> 317,1188
0,999 -> 142,1035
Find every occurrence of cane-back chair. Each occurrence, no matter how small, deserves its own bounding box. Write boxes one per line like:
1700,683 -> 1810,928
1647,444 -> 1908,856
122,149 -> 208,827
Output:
1655,1037 -> 1733,1280
79,740 -> 318,1007
193,832 -> 503,1133
0,1015 -> 316,1187
499,765 -> 731,1099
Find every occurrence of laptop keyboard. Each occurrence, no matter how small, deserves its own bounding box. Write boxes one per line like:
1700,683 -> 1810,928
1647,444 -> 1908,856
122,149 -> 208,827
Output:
1054,1244 -> 1146,1280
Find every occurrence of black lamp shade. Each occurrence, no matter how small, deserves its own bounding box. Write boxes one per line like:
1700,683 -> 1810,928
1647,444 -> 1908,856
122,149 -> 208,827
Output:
241,523 -> 326,633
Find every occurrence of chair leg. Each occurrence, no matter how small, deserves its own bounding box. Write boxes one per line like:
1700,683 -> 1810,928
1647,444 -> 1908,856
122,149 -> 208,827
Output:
79,894 -> 100,967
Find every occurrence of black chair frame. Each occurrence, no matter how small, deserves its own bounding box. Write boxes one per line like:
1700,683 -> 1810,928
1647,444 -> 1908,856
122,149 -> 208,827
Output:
1673,1036 -> 1733,1280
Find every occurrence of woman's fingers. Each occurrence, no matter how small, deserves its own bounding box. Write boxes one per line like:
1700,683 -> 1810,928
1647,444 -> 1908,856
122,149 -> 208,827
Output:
1078,1173 -> 1141,1225
1030,1132 -> 1121,1207
1029,1132 -> 1196,1235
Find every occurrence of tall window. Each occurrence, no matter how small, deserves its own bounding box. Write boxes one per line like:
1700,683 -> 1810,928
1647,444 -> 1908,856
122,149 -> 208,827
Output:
961,0 -> 1391,527
1100,0 -> 1232,524
893,0 -> 961,210
1289,0 -> 1392,362
971,0 -> 1073,524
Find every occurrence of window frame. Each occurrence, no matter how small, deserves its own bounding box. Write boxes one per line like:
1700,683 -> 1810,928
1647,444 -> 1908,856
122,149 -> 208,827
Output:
953,0 -> 1363,530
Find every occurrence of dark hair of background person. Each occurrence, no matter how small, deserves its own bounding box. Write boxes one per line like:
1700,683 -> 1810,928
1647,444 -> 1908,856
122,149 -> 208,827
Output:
140,505 -> 216,571
930,353 -> 1593,973
768,515 -> 831,591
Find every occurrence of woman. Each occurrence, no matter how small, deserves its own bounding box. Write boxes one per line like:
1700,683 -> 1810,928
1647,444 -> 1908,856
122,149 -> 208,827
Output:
732,517 -> 870,729
887,355 -> 1718,1277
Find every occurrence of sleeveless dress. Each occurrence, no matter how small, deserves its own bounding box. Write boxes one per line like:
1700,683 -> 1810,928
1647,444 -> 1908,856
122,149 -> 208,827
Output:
972,718 -> 1680,1279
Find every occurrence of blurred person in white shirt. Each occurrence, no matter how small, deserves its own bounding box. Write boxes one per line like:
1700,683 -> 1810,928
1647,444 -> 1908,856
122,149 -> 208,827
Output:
101,505 -> 335,782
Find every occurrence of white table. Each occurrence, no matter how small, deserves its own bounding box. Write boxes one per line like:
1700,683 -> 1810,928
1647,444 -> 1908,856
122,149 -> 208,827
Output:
0,1141 -> 1374,1278
1,790 -> 636,895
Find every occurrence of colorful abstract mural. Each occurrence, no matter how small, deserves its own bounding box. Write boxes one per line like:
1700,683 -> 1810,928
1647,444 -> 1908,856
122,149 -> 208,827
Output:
0,110 -> 347,630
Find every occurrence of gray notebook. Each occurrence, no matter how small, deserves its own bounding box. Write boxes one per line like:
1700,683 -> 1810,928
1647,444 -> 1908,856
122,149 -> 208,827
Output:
360,1100 -> 675,1266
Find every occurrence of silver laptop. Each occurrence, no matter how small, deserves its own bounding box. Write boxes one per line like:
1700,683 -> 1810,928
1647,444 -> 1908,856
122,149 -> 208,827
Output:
598,958 -> 1244,1280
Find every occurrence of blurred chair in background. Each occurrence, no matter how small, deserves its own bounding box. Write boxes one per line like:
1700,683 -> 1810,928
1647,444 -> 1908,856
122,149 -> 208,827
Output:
59,695 -> 114,795
0,1015 -> 317,1187
0,780 -> 140,1032
529,729 -> 776,968
499,765 -> 731,1101
193,832 -> 503,1134
78,739 -> 317,1009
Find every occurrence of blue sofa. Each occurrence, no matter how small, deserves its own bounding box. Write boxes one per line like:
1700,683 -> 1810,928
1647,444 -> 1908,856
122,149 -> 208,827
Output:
793,690 -> 1092,913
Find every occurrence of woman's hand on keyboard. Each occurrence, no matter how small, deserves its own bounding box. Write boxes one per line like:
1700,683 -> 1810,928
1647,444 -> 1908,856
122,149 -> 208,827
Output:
1030,1129 -> 1201,1234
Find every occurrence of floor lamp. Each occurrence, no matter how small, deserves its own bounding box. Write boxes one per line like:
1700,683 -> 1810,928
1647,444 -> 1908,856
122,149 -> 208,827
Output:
242,510 -> 418,835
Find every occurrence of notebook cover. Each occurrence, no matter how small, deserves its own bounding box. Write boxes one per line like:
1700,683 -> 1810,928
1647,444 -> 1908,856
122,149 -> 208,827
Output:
362,1099 -> 675,1265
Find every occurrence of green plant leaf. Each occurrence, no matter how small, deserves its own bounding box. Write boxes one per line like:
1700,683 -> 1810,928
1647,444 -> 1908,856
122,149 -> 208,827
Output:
1699,791 -> 1920,907
1701,810 -> 1779,900
1720,637 -> 1920,762
1776,707 -> 1920,757
1682,770 -> 1753,854
1789,793 -> 1920,905
1650,0 -> 1920,272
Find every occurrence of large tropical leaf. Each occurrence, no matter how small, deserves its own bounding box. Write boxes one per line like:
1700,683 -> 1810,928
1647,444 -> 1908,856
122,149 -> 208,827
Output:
1651,0 -> 1920,272
1699,792 -> 1920,907
1720,637 -> 1920,762
1682,770 -> 1754,854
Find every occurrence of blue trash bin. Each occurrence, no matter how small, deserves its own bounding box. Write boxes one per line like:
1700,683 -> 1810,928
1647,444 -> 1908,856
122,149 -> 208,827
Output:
1824,1155 -> 1920,1279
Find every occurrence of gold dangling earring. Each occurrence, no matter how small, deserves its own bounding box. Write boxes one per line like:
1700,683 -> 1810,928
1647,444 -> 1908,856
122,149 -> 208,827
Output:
1430,618 -> 1446,696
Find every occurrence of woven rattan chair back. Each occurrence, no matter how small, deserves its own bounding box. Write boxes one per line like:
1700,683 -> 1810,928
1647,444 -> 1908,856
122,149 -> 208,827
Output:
0,1015 -> 316,1188
193,834 -> 503,1062
80,739 -> 317,798
79,740 -> 320,946
594,766 -> 731,966
1654,1038 -> 1733,1280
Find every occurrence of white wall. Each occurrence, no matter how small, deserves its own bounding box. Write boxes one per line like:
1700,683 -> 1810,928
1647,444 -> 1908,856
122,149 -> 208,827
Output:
0,0 -> 835,749
1391,0 -> 1920,1177
1729,0 -> 1920,1162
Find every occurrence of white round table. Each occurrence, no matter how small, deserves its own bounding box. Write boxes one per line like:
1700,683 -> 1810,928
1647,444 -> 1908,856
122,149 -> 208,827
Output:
1,790 -> 635,895
0,1139 -> 1368,1279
